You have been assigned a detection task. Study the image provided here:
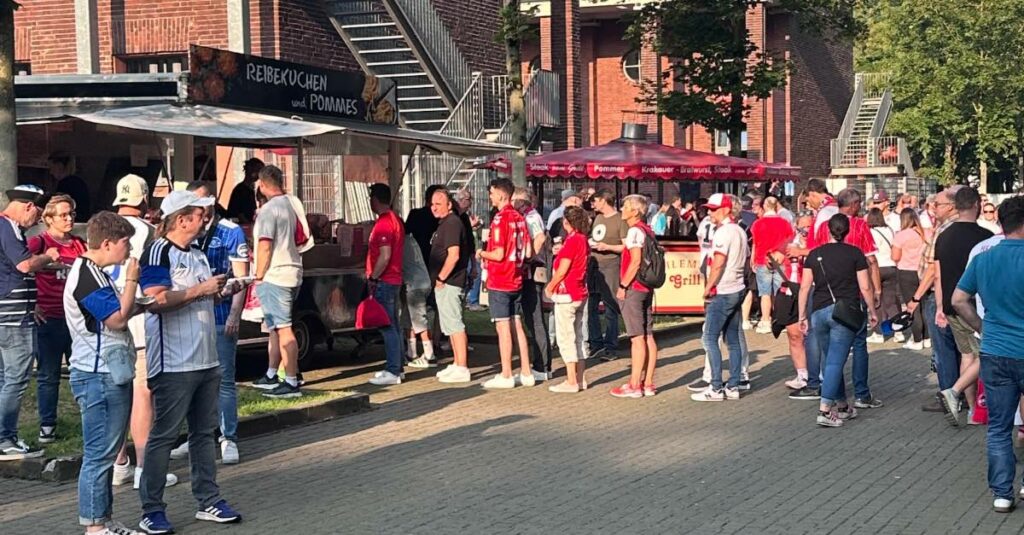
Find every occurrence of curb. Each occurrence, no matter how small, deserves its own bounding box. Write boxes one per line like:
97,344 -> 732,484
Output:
468,319 -> 703,346
0,392 -> 371,483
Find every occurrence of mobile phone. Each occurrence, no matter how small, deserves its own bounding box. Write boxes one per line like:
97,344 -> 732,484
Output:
135,295 -> 156,306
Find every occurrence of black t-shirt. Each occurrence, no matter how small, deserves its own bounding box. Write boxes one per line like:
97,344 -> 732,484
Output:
935,222 -> 993,315
458,210 -> 476,261
226,182 -> 257,224
429,213 -> 468,288
56,175 -> 91,222
406,206 -> 439,265
806,242 -> 868,312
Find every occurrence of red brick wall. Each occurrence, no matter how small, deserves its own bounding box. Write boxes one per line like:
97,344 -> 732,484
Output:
277,0 -> 359,71
430,0 -> 504,76
550,0 -> 582,150
14,1 -> 79,73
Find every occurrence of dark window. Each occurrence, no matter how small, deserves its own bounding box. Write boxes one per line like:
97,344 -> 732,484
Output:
622,49 -> 641,83
119,55 -> 188,74
14,62 -> 30,76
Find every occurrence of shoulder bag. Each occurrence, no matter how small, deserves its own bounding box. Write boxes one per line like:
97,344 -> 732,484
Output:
816,252 -> 866,332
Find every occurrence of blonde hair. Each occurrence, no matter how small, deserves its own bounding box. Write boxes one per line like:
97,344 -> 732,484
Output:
622,194 -> 649,216
42,194 -> 76,225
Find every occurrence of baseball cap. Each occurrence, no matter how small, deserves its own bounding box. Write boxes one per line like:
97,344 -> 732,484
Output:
5,184 -> 45,206
561,189 -> 580,202
159,190 -> 214,219
703,193 -> 733,210
889,311 -> 913,332
871,190 -> 889,203
113,174 -> 149,207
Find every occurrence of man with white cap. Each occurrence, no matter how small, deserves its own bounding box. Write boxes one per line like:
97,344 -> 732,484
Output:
547,188 -> 582,232
137,190 -> 241,533
0,185 -> 60,460
107,174 -> 179,489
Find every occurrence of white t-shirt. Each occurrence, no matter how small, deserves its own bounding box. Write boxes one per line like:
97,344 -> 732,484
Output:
140,238 -> 218,377
870,227 -> 896,268
968,234 -> 1005,319
254,195 -> 303,287
978,219 -> 1001,235
711,221 -> 749,295
697,216 -> 715,265
105,215 -> 154,349
885,212 -> 901,233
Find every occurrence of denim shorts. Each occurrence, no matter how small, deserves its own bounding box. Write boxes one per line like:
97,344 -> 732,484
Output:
488,290 -> 522,322
754,265 -> 783,296
255,282 -> 300,330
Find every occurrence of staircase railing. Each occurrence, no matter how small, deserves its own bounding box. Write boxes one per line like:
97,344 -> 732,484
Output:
492,70 -> 560,153
388,0 -> 472,102
836,74 -> 865,142
869,89 -> 893,139
855,73 -> 890,100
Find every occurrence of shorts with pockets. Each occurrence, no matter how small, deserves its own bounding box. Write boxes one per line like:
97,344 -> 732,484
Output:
754,265 -> 783,296
948,314 -> 981,356
619,288 -> 654,338
488,290 -> 522,322
402,287 -> 432,333
255,282 -> 300,330
435,284 -> 466,335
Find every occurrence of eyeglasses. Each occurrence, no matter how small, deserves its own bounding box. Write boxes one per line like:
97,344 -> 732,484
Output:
984,210 -> 995,214
53,212 -> 76,220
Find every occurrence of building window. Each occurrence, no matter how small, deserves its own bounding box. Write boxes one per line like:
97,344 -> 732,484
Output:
622,49 -> 641,83
529,56 -> 541,74
714,129 -> 749,155
119,54 -> 188,74
14,62 -> 30,76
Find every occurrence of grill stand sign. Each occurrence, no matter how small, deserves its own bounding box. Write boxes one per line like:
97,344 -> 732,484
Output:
188,45 -> 398,125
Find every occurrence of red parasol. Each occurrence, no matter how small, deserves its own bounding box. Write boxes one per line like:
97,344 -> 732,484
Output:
481,139 -> 800,181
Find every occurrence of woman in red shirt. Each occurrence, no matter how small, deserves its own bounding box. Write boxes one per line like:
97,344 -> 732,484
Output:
545,206 -> 591,393
28,194 -> 86,444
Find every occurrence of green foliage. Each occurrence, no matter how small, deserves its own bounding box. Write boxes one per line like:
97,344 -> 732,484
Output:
495,2 -> 538,47
628,0 -> 858,155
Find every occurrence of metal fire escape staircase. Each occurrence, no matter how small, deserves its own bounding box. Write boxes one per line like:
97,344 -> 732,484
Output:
830,73 -> 915,178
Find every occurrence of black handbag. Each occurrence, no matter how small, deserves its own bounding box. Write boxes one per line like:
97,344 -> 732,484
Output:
816,254 -> 866,332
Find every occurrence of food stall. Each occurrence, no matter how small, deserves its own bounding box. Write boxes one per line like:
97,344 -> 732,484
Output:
486,124 -> 800,314
15,46 -> 513,366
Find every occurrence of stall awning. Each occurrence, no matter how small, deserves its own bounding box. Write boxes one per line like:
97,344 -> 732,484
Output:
486,139 -> 801,181
60,104 -> 513,157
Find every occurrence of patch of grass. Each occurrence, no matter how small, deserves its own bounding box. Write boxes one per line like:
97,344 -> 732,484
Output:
464,308 -> 689,336
15,376 -> 350,458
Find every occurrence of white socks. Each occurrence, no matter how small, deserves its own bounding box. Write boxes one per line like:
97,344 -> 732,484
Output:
285,376 -> 298,387
266,368 -> 277,379
423,341 -> 434,359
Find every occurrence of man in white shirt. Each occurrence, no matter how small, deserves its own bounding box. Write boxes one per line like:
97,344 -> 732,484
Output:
693,193 -> 750,402
546,189 -> 581,231
138,191 -> 241,533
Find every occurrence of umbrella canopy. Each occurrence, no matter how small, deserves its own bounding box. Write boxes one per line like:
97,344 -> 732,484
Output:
485,139 -> 800,181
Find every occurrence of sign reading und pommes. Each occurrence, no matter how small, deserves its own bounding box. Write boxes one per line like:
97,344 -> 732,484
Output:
188,45 -> 398,125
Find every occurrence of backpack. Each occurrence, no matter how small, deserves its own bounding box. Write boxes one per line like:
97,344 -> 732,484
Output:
636,228 -> 667,289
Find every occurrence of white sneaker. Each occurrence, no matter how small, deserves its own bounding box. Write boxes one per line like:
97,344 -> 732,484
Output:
482,374 -> 516,389
866,333 -> 885,344
518,372 -> 536,387
438,366 -> 471,383
169,441 -> 189,460
112,461 -> 133,486
133,467 -> 178,490
725,387 -> 741,400
435,364 -> 455,378
923,339 -> 932,348
531,369 -> 550,382
369,370 -> 402,386
220,440 -> 239,465
994,497 -> 1015,513
407,356 -> 435,369
785,376 -> 808,390
755,323 -> 772,334
98,521 -> 142,535
904,340 -> 924,351
691,387 -> 725,402
742,320 -> 752,331
894,332 -> 906,343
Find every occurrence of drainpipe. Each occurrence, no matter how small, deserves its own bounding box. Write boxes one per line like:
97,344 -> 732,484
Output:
74,0 -> 99,74
227,0 -> 251,54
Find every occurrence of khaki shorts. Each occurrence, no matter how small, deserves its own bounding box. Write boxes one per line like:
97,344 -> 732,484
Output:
948,314 -> 981,356
619,288 -> 654,338
436,284 -> 466,336
554,300 -> 586,363
402,287 -> 433,333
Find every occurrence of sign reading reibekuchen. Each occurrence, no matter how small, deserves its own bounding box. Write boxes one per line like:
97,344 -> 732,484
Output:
188,45 -> 398,125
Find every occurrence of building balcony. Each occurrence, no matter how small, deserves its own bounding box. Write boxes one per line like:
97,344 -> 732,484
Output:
830,136 -> 915,177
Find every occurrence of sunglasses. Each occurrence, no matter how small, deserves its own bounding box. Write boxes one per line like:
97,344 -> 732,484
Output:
983,210 -> 995,214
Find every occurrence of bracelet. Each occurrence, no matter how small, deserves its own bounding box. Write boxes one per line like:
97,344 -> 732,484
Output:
619,284 -> 628,290
911,295 -> 921,303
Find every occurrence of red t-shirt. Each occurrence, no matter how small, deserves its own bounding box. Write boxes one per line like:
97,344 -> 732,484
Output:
621,221 -> 654,292
367,210 -> 405,285
27,232 -> 86,319
553,231 -> 589,301
751,215 -> 795,267
485,204 -> 527,292
806,196 -> 838,251
812,212 -> 877,256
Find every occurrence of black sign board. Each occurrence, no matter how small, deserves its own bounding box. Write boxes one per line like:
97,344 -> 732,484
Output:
188,45 -> 398,125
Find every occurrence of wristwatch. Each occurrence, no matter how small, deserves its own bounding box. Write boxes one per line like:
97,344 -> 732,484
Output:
619,284 -> 628,290
911,295 -> 921,303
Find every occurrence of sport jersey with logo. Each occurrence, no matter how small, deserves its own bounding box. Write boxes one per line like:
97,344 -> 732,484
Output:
65,257 -> 132,374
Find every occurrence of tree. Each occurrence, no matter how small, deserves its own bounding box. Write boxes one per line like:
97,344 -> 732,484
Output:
496,1 -> 535,188
628,0 -> 861,157
0,1 -> 18,205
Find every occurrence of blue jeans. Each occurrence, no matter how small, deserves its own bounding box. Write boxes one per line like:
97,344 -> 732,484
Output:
924,294 -> 961,390
36,318 -> 71,428
467,258 -> 482,306
851,321 -> 872,399
373,282 -> 403,376
804,312 -> 822,390
70,370 -> 131,526
979,354 -> 1024,500
702,290 -> 745,390
0,325 -> 37,441
812,304 -> 860,405
216,325 -> 239,443
587,266 -> 621,351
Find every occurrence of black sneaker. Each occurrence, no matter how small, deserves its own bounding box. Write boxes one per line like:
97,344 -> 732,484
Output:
297,372 -> 305,386
854,396 -> 884,409
262,381 -> 302,399
687,380 -> 711,392
251,374 -> 280,390
0,437 -> 44,461
789,387 -> 821,400
38,426 -> 56,444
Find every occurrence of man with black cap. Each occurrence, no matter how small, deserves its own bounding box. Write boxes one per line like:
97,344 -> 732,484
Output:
0,185 -> 61,460
226,158 -> 263,224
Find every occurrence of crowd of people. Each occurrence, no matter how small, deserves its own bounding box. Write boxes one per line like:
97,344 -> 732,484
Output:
1,160 -> 1023,532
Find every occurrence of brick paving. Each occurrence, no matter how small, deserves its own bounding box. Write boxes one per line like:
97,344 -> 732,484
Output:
0,327 -> 1019,534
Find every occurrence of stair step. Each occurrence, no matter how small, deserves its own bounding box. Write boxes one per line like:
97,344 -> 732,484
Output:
341,22 -> 396,29
398,95 -> 443,102
365,59 -> 420,67
397,83 -> 436,90
403,118 -> 449,125
335,10 -> 389,17
358,47 -> 413,55
349,35 -> 404,42
400,107 -> 450,114
377,72 -> 431,78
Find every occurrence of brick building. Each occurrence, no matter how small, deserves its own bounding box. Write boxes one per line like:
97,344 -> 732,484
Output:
523,0 -> 854,179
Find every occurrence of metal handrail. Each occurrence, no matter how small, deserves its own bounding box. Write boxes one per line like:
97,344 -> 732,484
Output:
837,76 -> 864,142
855,73 -> 890,100
389,0 -> 472,101
869,90 -> 893,138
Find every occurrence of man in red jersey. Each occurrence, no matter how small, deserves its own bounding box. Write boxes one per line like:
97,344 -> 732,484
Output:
366,183 -> 407,386
478,178 -> 531,389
